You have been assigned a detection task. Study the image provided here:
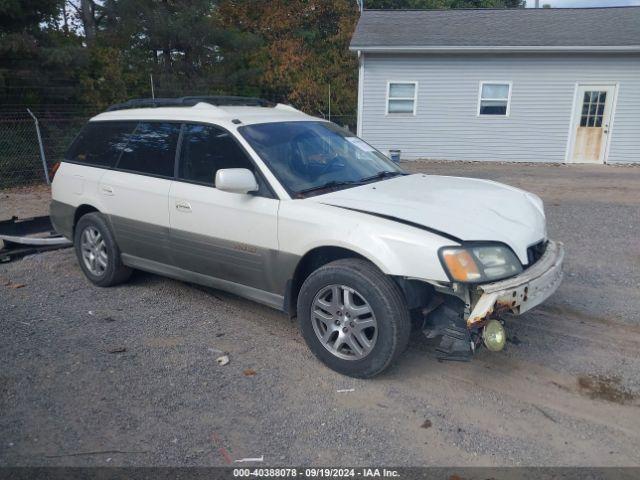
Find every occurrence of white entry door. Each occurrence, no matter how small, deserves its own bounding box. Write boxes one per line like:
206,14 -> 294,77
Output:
569,84 -> 616,164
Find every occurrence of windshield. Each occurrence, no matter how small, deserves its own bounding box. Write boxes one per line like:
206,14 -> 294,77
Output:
238,121 -> 404,197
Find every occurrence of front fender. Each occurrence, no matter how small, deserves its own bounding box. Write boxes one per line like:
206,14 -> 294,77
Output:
278,201 -> 454,282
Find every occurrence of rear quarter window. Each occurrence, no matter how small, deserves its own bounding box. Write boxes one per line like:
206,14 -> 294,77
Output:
65,121 -> 137,168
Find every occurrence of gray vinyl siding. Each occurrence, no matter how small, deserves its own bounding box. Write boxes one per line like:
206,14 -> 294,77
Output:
359,53 -> 640,163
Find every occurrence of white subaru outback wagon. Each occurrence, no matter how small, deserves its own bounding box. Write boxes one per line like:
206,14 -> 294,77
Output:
50,96 -> 564,377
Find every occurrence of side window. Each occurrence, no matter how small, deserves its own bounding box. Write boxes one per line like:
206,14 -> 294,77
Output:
117,122 -> 181,177
178,123 -> 254,186
478,82 -> 511,116
65,121 -> 137,168
387,82 -> 417,115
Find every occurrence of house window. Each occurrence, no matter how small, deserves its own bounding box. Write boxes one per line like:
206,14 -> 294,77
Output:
387,82 -> 417,115
478,82 -> 511,116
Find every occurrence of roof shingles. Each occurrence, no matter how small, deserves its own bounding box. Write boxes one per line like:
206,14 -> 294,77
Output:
350,7 -> 640,50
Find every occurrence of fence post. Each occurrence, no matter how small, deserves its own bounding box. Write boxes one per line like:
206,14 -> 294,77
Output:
26,108 -> 50,185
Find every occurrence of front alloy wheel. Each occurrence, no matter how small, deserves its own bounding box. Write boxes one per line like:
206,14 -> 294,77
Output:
312,284 -> 378,360
297,258 -> 411,378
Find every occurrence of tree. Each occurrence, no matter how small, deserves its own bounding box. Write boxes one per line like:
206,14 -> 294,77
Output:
0,0 -> 89,105
218,0 -> 359,117
93,0 -> 260,97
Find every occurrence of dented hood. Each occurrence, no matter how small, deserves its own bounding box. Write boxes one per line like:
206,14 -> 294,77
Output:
312,174 -> 547,264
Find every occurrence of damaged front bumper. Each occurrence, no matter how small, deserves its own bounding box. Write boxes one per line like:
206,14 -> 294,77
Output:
467,240 -> 565,327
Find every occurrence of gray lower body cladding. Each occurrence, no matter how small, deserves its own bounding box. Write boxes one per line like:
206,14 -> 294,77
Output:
120,253 -> 286,310
49,201 -> 300,307
49,200 -> 75,239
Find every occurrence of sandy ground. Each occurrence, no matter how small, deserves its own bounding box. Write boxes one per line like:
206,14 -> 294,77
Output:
0,184 -> 51,221
1,162 -> 640,467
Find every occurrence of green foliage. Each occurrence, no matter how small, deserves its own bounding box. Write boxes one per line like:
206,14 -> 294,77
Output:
0,0 -> 60,31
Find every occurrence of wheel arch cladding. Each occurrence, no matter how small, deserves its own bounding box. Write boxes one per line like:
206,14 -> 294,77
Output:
73,204 -> 100,233
286,246 -> 369,317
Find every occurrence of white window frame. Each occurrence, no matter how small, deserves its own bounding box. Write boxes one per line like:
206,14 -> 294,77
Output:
386,81 -> 418,115
477,81 -> 512,117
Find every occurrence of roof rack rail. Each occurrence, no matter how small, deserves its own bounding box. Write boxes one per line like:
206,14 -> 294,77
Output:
106,96 -> 276,112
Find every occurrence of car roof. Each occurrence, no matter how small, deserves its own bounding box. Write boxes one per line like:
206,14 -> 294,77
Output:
90,102 -> 316,127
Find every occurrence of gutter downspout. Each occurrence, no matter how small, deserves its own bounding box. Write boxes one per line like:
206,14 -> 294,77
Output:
357,51 -> 364,137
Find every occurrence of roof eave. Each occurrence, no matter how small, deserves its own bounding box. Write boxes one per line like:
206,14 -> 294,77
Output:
349,45 -> 640,53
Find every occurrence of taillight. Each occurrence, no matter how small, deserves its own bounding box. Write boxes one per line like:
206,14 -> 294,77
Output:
50,162 -> 61,181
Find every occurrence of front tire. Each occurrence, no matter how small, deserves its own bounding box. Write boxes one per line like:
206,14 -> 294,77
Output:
74,212 -> 132,287
297,258 -> 411,378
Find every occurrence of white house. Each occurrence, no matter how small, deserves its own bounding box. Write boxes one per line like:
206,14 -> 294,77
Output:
350,7 -> 640,164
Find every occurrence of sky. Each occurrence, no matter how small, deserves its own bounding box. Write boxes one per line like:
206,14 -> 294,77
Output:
526,0 -> 640,6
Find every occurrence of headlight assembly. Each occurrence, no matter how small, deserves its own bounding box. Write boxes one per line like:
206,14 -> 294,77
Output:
439,243 -> 522,283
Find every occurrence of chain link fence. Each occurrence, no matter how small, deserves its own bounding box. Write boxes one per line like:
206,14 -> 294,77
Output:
0,106 -> 96,189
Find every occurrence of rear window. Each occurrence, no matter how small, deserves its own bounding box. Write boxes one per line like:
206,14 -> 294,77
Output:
66,121 -> 137,168
116,122 -> 181,177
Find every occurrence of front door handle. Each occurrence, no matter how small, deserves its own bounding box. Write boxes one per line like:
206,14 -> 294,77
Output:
175,201 -> 192,212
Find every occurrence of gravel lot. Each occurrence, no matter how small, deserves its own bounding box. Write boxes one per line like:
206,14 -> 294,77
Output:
1,161 -> 640,467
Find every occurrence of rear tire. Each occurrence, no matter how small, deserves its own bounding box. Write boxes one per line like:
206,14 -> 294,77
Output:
297,258 -> 411,378
74,212 -> 132,287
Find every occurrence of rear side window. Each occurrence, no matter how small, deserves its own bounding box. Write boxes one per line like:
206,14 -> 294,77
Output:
66,121 -> 137,168
117,122 -> 181,177
178,123 -> 254,185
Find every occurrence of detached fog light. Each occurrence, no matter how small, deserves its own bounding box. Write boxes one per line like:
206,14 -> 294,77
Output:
483,319 -> 506,352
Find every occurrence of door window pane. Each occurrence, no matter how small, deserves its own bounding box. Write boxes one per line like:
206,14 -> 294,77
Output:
178,124 -> 254,185
117,122 -> 180,177
66,121 -> 137,168
479,83 -> 511,116
579,90 -> 606,129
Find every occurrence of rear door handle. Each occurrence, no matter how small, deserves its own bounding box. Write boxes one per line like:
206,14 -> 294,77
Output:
100,185 -> 114,196
175,201 -> 192,212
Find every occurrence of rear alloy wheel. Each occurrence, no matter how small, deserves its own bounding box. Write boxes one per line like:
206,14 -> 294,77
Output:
298,258 -> 411,378
80,226 -> 108,277
74,212 -> 132,287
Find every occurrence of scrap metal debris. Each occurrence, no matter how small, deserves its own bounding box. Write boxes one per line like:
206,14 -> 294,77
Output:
107,347 -> 127,354
235,455 -> 264,463
0,216 -> 71,262
216,355 -> 230,366
336,388 -> 355,393
44,449 -> 149,458
243,368 -> 257,377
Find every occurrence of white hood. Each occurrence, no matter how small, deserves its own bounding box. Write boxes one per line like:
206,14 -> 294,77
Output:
311,174 -> 546,264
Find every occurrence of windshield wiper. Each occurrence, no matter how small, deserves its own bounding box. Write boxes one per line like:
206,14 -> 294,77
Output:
296,171 -> 405,197
296,179 -> 362,196
358,171 -> 405,184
